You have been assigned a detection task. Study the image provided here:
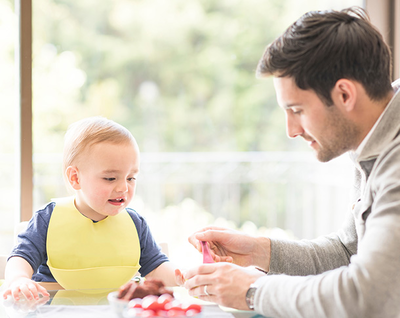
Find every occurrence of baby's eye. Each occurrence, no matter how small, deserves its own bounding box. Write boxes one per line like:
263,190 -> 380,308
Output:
104,178 -> 116,181
127,177 -> 137,182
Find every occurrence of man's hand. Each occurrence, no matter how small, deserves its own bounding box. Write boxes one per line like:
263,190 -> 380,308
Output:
184,262 -> 265,310
188,226 -> 271,270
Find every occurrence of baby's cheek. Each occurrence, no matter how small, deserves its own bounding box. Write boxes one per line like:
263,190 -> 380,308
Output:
92,188 -> 111,201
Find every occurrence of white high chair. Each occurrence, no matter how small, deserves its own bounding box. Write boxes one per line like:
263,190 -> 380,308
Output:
158,242 -> 169,257
14,221 -> 29,244
0,255 -> 7,280
0,222 -> 29,281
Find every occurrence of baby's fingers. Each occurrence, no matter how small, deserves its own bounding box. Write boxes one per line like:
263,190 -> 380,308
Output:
27,282 -> 42,300
22,282 -> 48,300
11,286 -> 23,301
18,284 -> 34,300
174,268 -> 186,286
2,288 -> 11,300
37,284 -> 49,297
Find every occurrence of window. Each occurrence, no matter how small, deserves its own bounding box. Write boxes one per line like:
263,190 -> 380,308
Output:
5,1 -> 390,268
0,0 -> 16,255
31,0 -> 363,266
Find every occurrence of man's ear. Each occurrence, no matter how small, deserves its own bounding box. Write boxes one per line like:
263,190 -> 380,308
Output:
65,166 -> 81,190
331,79 -> 357,112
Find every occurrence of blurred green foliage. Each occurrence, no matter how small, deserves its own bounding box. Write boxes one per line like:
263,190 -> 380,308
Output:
32,0 -> 309,154
0,0 -> 361,254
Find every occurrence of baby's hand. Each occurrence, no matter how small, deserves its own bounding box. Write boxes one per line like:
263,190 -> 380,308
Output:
2,277 -> 49,301
174,268 -> 185,286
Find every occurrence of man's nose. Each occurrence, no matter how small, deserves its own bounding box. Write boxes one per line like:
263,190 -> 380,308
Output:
286,113 -> 303,139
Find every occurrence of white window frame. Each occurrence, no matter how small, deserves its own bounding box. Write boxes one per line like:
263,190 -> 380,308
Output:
16,0 -> 32,222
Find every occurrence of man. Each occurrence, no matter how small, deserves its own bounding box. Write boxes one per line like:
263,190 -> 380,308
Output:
183,7 -> 400,317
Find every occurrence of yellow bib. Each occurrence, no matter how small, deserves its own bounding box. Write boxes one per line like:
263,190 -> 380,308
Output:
47,197 -> 141,290
50,289 -> 111,305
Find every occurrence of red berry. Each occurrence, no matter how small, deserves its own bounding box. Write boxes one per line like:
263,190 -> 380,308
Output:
167,309 -> 186,317
156,310 -> 169,317
164,300 -> 183,311
182,304 -> 202,312
142,295 -> 164,311
140,309 -> 156,317
128,298 -> 143,309
157,294 -> 174,309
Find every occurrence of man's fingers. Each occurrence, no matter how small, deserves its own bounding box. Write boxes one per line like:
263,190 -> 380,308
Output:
195,229 -> 231,245
187,284 -> 214,299
214,255 -> 233,263
184,264 -> 218,290
188,230 -> 207,252
190,227 -> 229,241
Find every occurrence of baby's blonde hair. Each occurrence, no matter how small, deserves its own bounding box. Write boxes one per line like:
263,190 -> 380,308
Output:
63,117 -> 136,174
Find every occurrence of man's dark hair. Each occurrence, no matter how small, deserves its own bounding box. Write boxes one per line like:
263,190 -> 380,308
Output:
256,7 -> 393,105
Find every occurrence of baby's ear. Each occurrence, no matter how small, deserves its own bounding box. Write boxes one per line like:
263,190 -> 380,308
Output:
65,166 -> 81,190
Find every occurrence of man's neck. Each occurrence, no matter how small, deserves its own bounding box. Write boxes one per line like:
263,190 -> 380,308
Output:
353,90 -> 395,157
354,90 -> 394,150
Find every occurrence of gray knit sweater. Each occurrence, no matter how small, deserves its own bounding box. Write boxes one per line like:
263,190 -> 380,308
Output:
253,87 -> 400,318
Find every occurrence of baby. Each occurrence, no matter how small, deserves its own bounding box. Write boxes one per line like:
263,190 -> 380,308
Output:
3,117 -> 183,301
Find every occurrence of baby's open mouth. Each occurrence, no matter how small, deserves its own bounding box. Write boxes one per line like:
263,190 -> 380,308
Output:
109,198 -> 125,203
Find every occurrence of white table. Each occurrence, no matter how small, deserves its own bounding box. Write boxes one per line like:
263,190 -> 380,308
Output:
0,283 -> 266,318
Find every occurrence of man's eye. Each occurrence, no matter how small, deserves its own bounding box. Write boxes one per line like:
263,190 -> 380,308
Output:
292,109 -> 302,115
104,178 -> 115,181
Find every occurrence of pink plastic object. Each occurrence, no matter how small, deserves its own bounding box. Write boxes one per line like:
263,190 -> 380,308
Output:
201,241 -> 214,263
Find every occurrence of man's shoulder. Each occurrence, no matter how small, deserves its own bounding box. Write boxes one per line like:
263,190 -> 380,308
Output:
378,131 -> 400,159
370,132 -> 400,180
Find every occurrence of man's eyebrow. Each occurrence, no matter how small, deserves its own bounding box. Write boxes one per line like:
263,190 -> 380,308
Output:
281,103 -> 300,110
286,103 -> 301,108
